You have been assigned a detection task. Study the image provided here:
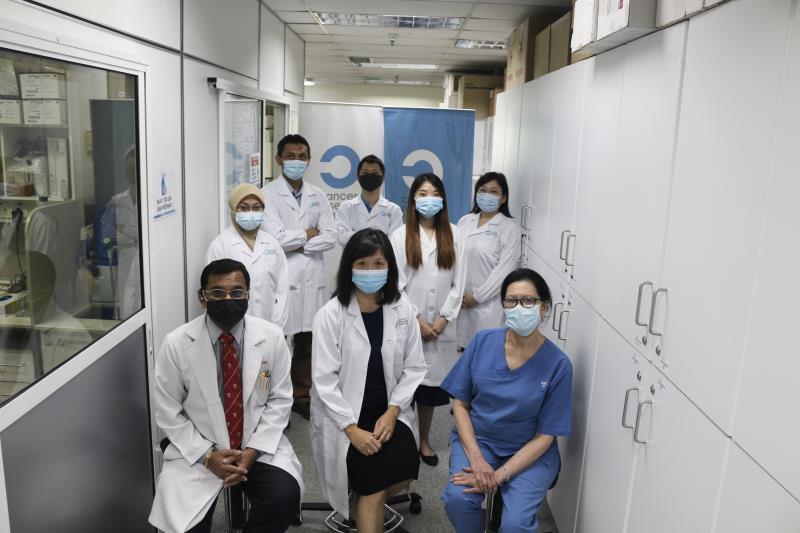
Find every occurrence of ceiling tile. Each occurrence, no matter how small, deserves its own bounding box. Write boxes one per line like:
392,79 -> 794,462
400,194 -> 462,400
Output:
288,23 -> 327,34
462,18 -> 518,32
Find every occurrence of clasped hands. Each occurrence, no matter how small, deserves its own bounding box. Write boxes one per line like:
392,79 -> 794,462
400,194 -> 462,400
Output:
206,448 -> 260,488
418,315 -> 448,342
451,455 -> 505,494
345,406 -> 399,456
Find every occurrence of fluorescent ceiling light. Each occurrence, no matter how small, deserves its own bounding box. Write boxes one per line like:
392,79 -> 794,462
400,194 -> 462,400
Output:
315,12 -> 462,30
304,79 -> 315,86
366,79 -> 433,86
359,63 -> 439,70
455,39 -> 507,50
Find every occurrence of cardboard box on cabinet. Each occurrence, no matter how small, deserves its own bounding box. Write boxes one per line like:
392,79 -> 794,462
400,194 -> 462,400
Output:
657,0 -> 703,27
572,0 -> 598,52
506,11 -> 566,88
550,12 -> 573,72
596,0 -> 657,42
534,27 -> 550,79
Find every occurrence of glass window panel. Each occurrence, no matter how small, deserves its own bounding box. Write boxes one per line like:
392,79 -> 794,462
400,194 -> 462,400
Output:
0,47 -> 142,404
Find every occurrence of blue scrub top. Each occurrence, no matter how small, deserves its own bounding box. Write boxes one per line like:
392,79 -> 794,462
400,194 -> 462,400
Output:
441,328 -> 573,457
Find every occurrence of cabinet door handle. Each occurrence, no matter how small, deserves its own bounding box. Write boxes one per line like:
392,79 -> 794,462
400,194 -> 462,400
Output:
565,234 -> 577,267
557,310 -> 570,340
635,281 -> 653,327
552,302 -> 563,331
622,387 -> 639,429
633,400 -> 652,444
648,288 -> 668,336
559,230 -> 571,260
522,205 -> 533,230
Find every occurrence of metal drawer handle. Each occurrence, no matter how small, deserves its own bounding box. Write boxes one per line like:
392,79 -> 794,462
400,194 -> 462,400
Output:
648,288 -> 668,336
635,281 -> 653,327
552,302 -> 563,331
633,400 -> 652,444
622,387 -> 639,429
565,234 -> 577,267
559,230 -> 571,260
557,310 -> 570,340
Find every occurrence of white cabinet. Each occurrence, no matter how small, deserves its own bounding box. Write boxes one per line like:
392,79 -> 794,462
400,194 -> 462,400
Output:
655,0 -> 794,434
714,445 -> 800,533
568,50 -> 620,307
514,82 -> 538,265
731,0 -> 800,499
543,61 -> 589,277
490,90 -> 509,173
527,75 -> 555,261
575,321 -> 650,533
501,84 -> 524,216
624,367 -> 729,533
546,290 -> 600,533
597,23 -> 685,356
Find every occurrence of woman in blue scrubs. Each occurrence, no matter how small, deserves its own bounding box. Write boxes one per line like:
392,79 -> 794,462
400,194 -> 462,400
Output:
441,268 -> 573,533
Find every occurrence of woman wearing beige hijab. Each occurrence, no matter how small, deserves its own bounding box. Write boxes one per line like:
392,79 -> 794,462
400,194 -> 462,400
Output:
206,183 -> 289,330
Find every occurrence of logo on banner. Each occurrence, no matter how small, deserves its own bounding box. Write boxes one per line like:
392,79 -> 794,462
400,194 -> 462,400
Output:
319,144 -> 360,189
401,149 -> 444,187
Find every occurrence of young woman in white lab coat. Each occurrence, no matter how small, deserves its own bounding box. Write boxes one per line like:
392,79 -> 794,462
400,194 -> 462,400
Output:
389,173 -> 466,466
206,183 -> 289,330
457,172 -> 521,350
311,228 -> 427,533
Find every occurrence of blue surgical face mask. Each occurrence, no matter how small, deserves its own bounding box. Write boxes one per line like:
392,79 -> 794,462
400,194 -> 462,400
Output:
283,160 -> 308,181
352,269 -> 388,294
504,304 -> 541,337
476,192 -> 501,213
235,211 -> 264,231
415,197 -> 444,219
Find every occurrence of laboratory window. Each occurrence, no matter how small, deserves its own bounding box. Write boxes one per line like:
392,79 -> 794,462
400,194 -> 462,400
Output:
0,48 -> 142,403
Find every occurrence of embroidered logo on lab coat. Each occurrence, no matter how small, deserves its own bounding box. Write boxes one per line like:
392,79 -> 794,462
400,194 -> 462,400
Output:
310,201 -> 320,208
263,249 -> 277,255
395,317 -> 409,328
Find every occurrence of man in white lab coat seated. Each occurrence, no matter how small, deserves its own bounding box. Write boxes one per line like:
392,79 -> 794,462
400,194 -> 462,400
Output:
334,154 -> 404,247
206,183 -> 289,331
149,259 -> 302,533
261,134 -> 337,420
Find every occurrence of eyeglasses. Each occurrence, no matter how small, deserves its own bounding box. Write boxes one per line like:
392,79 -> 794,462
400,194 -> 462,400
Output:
201,289 -> 249,301
502,297 -> 541,309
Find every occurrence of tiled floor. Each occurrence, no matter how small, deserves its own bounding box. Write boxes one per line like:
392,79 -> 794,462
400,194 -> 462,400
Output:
210,405 -> 559,532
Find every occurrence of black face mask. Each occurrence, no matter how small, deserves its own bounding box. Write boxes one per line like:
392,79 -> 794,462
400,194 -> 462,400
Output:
358,173 -> 384,192
206,299 -> 248,330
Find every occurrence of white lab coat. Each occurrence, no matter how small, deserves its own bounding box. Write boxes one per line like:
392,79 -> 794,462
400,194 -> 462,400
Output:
100,190 -> 140,318
335,195 -> 404,247
456,212 -> 521,348
261,177 -> 337,335
390,224 -> 467,387
149,314 -> 303,533
310,295 -> 427,516
205,225 -> 289,331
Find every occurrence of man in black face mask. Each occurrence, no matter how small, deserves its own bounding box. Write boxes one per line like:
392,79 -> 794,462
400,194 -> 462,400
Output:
335,154 -> 404,247
149,259 -> 302,533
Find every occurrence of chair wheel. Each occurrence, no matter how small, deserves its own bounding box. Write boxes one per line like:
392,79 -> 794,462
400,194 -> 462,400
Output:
409,501 -> 422,514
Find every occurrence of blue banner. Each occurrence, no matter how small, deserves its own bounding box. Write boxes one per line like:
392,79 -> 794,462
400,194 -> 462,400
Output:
383,108 -> 475,223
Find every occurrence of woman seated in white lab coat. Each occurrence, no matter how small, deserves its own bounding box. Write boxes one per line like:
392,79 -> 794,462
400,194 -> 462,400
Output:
457,172 -> 521,352
311,228 -> 427,533
206,183 -> 289,330
390,173 -> 466,466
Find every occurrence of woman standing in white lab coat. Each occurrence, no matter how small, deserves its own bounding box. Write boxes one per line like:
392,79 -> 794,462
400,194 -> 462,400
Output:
457,172 -> 521,351
390,173 -> 466,466
311,228 -> 426,533
206,183 -> 289,330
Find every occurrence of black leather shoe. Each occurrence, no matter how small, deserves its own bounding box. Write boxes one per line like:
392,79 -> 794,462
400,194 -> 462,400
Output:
420,451 -> 439,466
292,401 -> 311,420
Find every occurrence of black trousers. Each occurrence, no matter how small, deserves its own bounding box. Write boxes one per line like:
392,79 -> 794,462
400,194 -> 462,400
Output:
187,462 -> 301,533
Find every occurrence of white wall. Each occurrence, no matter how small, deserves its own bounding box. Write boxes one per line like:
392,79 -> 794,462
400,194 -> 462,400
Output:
305,83 -> 445,107
184,0 -> 260,79
260,5 -> 285,96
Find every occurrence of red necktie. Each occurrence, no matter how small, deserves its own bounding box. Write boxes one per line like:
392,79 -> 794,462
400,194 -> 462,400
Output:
219,332 -> 243,450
